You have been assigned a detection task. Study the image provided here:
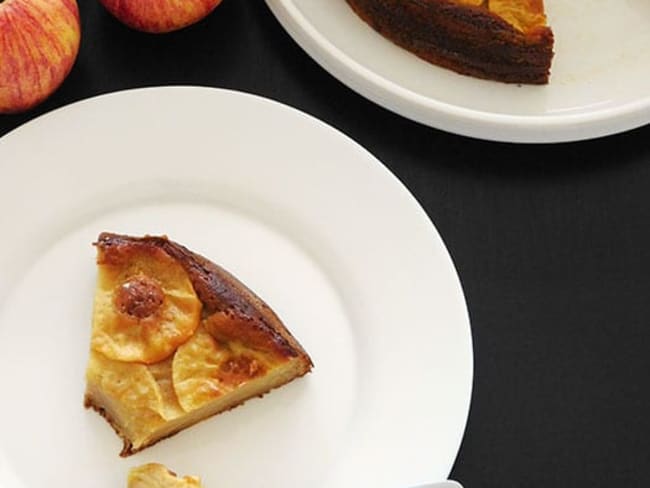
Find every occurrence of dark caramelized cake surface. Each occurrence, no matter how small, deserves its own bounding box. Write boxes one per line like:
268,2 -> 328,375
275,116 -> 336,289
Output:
346,0 -> 554,84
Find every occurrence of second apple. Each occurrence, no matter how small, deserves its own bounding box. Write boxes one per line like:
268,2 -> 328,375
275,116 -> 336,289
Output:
99,0 -> 224,33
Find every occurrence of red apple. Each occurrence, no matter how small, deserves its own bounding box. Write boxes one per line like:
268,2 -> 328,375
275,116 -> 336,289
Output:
99,0 -> 224,33
0,0 -> 80,114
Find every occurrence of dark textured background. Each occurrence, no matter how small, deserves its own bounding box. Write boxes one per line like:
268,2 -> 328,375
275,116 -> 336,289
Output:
2,2 -> 649,487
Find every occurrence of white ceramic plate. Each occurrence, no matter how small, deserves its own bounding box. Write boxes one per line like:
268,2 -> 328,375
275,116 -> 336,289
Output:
0,87 -> 472,488
266,0 -> 650,143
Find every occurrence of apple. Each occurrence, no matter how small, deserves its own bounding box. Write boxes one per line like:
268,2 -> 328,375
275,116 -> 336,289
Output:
99,0 -> 224,33
0,0 -> 80,114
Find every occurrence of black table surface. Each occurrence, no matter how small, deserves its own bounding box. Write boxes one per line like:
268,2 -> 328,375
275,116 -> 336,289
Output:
2,2 -> 649,487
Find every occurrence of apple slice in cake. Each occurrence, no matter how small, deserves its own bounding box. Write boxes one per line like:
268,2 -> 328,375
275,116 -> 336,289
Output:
84,233 -> 313,456
128,463 -> 203,488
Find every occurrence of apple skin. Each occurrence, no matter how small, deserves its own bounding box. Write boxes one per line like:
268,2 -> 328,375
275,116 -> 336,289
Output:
99,0 -> 224,33
0,0 -> 81,114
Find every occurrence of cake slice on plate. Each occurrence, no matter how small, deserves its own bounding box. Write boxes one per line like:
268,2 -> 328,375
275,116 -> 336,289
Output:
84,233 -> 313,456
346,0 -> 554,84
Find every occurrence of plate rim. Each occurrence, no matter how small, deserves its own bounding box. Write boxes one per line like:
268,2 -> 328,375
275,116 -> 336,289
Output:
0,85 -> 474,485
265,0 -> 650,143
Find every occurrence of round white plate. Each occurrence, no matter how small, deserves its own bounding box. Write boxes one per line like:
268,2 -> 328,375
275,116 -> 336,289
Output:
0,87 -> 472,488
266,0 -> 650,143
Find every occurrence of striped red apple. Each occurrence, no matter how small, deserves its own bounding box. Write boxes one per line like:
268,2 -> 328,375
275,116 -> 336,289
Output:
99,0 -> 224,33
0,0 -> 80,114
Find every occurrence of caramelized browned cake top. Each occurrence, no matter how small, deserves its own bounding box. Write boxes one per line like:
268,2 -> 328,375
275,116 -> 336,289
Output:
96,232 -> 312,361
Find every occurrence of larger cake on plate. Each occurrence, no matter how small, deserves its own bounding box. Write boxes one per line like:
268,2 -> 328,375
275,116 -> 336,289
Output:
346,0 -> 554,84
